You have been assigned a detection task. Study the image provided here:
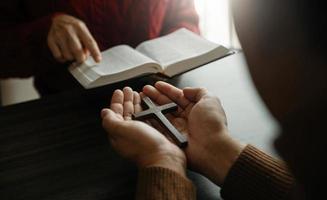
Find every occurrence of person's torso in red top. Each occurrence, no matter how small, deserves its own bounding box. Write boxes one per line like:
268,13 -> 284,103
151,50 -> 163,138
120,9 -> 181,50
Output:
24,0 -> 198,50
71,0 -> 168,50
21,0 -> 199,94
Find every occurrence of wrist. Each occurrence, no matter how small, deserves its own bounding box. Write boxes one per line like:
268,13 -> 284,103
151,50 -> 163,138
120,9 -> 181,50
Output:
138,147 -> 187,178
203,133 -> 246,186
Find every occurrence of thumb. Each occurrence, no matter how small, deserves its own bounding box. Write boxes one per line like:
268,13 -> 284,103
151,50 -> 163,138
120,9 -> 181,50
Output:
101,109 -> 122,133
183,88 -> 208,102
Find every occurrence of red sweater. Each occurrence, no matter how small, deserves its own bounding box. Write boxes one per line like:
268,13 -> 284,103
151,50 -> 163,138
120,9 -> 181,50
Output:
0,0 -> 199,94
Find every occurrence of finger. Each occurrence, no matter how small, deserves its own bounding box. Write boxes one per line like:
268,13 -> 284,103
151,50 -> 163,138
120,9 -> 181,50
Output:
154,81 -> 190,109
183,87 -> 208,102
56,33 -> 74,61
110,90 -> 124,116
48,35 -> 63,61
133,92 -> 143,113
142,85 -> 172,105
123,87 -> 134,120
84,49 -> 90,59
66,26 -> 85,63
75,23 -> 102,62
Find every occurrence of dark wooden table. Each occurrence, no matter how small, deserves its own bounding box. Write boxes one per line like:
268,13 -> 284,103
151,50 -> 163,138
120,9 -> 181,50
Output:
0,52 -> 278,200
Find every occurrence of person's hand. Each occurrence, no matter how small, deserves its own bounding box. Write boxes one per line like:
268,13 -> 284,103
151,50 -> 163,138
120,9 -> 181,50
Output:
47,14 -> 102,63
101,87 -> 187,177
142,82 -> 246,186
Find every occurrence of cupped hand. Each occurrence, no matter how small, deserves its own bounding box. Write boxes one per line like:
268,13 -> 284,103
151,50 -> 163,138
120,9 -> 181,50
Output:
101,87 -> 187,177
143,82 -> 245,186
48,14 -> 102,63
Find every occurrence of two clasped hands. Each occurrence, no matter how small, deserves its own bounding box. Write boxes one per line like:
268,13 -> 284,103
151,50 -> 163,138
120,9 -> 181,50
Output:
101,81 -> 245,186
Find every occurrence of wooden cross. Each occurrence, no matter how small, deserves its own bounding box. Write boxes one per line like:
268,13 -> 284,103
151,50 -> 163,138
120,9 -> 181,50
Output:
132,97 -> 188,148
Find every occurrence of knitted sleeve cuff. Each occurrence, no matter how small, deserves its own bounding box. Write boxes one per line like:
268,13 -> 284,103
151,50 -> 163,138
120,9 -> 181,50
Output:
136,167 -> 196,200
221,145 -> 294,200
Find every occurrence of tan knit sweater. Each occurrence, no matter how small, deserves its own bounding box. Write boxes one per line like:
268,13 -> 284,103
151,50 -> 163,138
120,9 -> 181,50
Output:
136,145 -> 294,200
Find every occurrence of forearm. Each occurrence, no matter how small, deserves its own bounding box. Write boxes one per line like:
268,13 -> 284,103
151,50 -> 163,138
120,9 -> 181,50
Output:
221,145 -> 295,200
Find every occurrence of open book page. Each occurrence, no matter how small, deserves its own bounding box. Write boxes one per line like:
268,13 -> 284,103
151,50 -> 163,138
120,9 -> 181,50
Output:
135,28 -> 230,77
69,45 -> 161,89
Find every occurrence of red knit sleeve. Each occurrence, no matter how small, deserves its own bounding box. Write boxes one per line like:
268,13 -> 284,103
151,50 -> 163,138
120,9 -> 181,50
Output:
0,2 -> 54,78
161,0 -> 200,35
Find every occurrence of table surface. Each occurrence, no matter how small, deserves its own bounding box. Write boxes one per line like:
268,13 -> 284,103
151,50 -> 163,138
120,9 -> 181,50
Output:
0,52 -> 279,200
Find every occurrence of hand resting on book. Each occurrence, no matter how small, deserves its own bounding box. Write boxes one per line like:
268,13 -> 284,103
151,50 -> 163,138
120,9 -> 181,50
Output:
48,14 -> 102,63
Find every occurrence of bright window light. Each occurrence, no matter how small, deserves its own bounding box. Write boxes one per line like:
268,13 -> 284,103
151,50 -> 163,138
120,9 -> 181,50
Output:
194,0 -> 240,48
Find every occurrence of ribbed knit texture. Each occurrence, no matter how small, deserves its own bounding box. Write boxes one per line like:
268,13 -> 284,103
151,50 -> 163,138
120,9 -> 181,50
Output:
136,167 -> 196,200
221,145 -> 294,200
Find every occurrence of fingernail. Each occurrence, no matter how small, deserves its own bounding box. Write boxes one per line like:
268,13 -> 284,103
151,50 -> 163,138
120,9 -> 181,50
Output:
142,85 -> 151,91
123,87 -> 132,91
114,89 -> 122,94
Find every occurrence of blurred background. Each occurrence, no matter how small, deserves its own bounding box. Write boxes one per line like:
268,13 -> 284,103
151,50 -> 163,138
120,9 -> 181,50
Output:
0,0 -> 240,106
195,0 -> 240,48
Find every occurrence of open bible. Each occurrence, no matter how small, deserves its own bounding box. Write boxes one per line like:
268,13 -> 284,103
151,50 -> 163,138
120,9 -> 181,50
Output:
69,28 -> 231,89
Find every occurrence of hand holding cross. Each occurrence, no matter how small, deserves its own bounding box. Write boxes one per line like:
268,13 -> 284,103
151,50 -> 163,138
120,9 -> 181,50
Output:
132,97 -> 188,148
